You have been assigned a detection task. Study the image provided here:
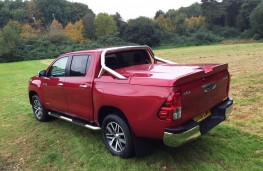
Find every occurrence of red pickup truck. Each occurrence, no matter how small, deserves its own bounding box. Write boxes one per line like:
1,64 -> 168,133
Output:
28,46 -> 233,158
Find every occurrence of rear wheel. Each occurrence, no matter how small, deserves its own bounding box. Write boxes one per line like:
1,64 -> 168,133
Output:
31,95 -> 51,122
102,114 -> 134,158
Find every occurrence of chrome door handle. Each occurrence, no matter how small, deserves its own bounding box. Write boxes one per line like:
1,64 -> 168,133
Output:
79,84 -> 88,88
57,83 -> 63,86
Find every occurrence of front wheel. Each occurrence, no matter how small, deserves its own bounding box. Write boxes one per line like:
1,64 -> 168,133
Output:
102,114 -> 134,158
31,95 -> 51,122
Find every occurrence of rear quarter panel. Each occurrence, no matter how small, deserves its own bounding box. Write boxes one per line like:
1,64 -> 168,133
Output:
93,79 -> 180,139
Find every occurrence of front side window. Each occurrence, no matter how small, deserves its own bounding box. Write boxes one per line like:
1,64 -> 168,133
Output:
49,57 -> 68,77
69,55 -> 90,76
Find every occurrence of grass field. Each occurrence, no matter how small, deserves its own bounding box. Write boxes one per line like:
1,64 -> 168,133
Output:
0,43 -> 262,171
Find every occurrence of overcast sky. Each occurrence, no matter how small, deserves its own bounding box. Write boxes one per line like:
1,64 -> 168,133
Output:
71,0 -> 201,21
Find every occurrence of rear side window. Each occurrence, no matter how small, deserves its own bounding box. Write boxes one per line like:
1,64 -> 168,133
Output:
69,55 -> 90,76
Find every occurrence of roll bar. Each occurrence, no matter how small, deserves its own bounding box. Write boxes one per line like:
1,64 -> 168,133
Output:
97,46 -> 176,79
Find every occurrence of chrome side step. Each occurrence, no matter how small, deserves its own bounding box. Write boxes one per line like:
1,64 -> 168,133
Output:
48,112 -> 101,131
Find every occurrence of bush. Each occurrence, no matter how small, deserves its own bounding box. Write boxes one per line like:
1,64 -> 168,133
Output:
160,28 -> 223,47
252,34 -> 261,40
46,33 -> 71,45
241,29 -> 255,39
0,33 -> 140,62
12,36 -> 74,60
192,29 -> 223,45
161,35 -> 195,47
218,27 -> 241,38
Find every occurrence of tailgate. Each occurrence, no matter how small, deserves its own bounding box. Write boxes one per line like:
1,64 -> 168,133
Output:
178,64 -> 230,123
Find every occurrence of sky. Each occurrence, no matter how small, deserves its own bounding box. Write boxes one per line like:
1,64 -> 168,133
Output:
71,0 -> 201,21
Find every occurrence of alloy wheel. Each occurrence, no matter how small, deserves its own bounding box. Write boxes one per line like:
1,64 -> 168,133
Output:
105,122 -> 126,153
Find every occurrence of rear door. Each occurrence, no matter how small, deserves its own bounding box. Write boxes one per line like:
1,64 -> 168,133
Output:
63,55 -> 94,120
42,56 -> 69,113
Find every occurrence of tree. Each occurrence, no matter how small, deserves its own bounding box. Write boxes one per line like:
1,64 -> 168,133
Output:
185,3 -> 202,17
185,16 -> 206,28
35,0 -> 71,27
237,0 -> 261,31
49,19 -> 63,34
25,0 -> 42,24
82,12 -> 96,39
173,13 -> 188,35
64,22 -> 74,40
154,15 -> 175,32
125,17 -> 163,47
11,8 -> 28,24
0,20 -> 22,62
250,0 -> 263,37
201,0 -> 225,25
154,10 -> 165,20
176,3 -> 202,18
166,9 -> 188,34
20,23 -> 38,39
222,0 -> 243,27
64,20 -> 86,42
0,5 -> 12,28
111,12 -> 127,38
69,2 -> 94,23
94,13 -> 118,38
47,19 -> 68,45
0,0 -> 25,28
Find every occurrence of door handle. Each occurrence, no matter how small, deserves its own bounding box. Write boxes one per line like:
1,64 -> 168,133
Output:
57,83 -> 64,87
79,84 -> 88,89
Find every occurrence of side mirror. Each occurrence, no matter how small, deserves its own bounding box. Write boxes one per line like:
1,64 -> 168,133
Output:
38,70 -> 46,77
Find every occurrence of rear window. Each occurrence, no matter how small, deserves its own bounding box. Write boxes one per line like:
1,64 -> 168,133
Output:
105,50 -> 151,70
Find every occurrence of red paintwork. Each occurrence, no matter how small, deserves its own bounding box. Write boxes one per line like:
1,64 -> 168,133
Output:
29,47 -> 230,139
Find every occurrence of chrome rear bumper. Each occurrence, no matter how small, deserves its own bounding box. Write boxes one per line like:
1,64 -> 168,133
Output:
163,97 -> 233,147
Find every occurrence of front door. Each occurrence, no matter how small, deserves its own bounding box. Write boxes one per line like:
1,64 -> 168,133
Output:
42,57 -> 69,113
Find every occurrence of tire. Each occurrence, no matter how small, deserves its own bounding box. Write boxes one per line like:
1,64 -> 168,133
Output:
102,114 -> 134,158
31,95 -> 51,122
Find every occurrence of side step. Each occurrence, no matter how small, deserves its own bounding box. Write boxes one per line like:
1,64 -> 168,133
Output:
48,112 -> 101,131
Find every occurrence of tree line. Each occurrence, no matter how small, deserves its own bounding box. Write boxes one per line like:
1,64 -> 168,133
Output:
0,0 -> 262,62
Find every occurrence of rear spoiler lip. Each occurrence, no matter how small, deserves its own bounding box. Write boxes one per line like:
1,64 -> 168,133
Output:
173,63 -> 229,86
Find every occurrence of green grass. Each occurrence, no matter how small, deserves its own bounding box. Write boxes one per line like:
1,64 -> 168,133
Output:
0,43 -> 263,170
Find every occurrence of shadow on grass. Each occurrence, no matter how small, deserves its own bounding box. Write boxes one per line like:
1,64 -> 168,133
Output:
37,118 -> 262,170
134,125 -> 263,170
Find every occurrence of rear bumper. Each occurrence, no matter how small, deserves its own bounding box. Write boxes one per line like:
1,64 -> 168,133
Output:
163,97 -> 233,147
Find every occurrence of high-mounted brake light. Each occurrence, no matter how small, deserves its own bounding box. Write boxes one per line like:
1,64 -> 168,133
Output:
158,92 -> 182,121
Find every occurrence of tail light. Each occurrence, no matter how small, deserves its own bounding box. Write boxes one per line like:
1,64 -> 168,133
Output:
158,91 -> 182,121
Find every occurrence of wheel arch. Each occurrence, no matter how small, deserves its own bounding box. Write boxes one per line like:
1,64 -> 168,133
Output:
29,91 -> 38,105
97,106 -> 129,127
